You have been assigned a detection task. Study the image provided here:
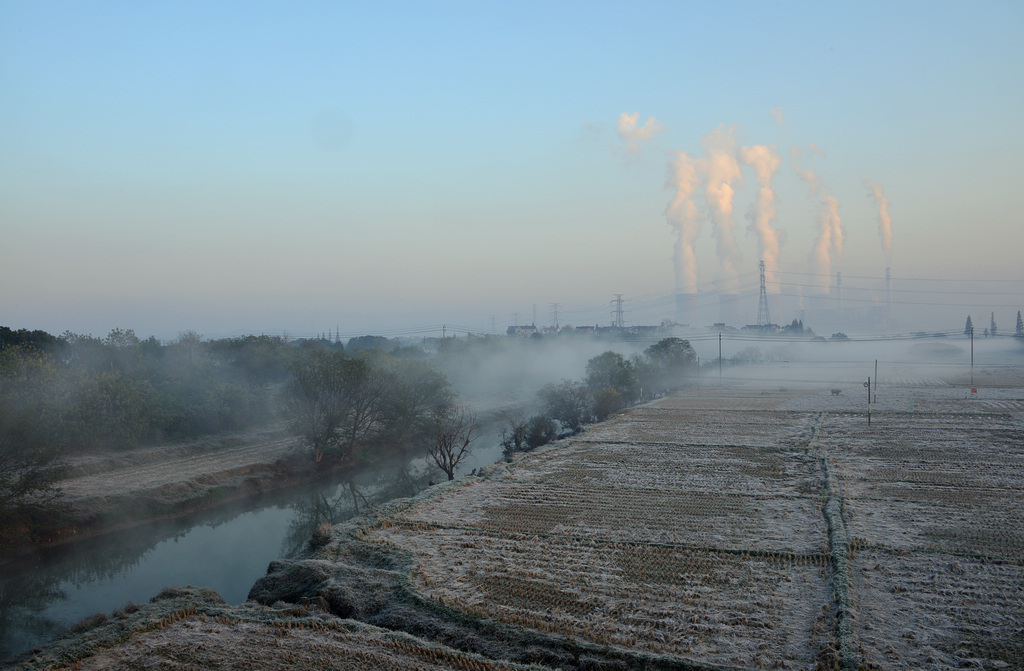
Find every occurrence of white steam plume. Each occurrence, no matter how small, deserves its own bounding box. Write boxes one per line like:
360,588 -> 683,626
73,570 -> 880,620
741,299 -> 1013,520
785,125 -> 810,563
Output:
665,151 -> 706,295
792,143 -> 843,292
616,112 -> 665,156
701,125 -> 743,291
810,194 -> 843,288
739,144 -> 782,290
864,179 -> 893,263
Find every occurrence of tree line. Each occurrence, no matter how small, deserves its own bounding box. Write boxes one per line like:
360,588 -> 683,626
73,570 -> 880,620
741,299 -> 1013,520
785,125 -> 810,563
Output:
500,337 -> 696,457
1,326 -> 693,547
284,347 -> 474,480
1,326 -> 486,546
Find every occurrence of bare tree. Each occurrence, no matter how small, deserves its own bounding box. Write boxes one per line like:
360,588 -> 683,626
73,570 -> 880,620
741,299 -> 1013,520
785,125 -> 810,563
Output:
428,404 -> 478,481
499,410 -> 529,459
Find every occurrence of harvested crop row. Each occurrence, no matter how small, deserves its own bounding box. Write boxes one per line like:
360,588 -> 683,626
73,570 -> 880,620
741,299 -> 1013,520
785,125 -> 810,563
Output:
532,441 -> 821,497
370,525 -> 832,670
850,549 -> 1024,669
392,478 -> 826,554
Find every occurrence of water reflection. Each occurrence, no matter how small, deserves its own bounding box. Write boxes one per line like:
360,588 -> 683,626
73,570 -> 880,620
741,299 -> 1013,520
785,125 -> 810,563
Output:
279,458 -> 436,558
0,436 -> 503,662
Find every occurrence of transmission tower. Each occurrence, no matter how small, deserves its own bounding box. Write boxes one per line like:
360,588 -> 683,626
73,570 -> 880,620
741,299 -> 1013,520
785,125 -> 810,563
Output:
757,259 -> 771,327
611,294 -> 625,328
550,303 -> 561,329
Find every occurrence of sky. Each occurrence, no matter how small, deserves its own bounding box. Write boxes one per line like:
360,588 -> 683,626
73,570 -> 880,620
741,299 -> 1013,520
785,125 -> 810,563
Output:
2,1 -> 1023,341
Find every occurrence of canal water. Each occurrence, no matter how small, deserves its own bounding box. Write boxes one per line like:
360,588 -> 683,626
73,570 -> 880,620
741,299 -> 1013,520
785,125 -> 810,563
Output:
0,437 -> 507,662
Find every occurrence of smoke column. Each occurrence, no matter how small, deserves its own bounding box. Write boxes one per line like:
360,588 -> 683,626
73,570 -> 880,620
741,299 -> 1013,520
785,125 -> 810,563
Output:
864,179 -> 893,264
701,126 -> 743,292
810,194 -> 844,287
665,151 -> 706,295
792,144 -> 843,293
739,144 -> 782,290
616,112 -> 664,156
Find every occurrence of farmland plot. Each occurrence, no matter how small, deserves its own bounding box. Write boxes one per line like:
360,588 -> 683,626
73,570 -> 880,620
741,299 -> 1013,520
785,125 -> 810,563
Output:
367,398 -> 837,669
360,383 -> 1024,670
824,412 -> 1024,668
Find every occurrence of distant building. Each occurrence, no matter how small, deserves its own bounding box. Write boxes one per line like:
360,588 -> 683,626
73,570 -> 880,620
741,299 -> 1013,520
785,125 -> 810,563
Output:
506,324 -> 538,337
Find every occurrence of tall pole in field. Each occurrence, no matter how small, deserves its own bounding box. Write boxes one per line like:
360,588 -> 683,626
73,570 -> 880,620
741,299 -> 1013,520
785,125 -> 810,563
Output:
719,332 -> 723,386
866,377 -> 872,426
970,327 -> 974,387
874,359 -> 878,403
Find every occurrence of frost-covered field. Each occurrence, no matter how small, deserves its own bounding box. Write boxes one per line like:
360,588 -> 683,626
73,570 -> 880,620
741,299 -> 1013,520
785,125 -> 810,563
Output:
366,359 -> 1024,670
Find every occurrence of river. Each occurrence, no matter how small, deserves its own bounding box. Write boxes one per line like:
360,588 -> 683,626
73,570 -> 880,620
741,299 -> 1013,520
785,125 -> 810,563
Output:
0,436 -> 507,662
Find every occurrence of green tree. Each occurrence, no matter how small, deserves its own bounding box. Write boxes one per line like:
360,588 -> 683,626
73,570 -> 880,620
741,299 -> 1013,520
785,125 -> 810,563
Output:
346,335 -> 390,352
287,350 -> 356,464
0,395 -> 65,548
525,415 -> 557,449
964,315 -> 974,336
286,351 -> 396,466
67,372 -> 159,450
584,351 -> 639,410
377,356 -> 453,446
1016,310 -> 1023,336
537,380 -> 591,432
643,337 -> 696,389
990,312 -> 998,338
592,388 -> 623,421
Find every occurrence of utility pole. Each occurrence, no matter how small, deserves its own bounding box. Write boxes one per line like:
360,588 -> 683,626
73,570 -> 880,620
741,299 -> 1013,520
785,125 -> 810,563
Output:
970,327 -> 974,388
865,376 -> 872,426
874,359 -> 878,403
719,331 -> 723,386
611,294 -> 625,328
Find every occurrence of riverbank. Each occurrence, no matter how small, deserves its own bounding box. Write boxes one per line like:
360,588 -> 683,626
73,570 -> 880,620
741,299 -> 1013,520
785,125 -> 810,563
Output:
4,393 -> 525,555
8,376 -> 1024,670
3,425 -> 339,555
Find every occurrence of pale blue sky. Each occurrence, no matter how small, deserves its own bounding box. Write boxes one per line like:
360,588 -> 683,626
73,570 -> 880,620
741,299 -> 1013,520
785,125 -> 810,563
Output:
2,1 -> 1022,339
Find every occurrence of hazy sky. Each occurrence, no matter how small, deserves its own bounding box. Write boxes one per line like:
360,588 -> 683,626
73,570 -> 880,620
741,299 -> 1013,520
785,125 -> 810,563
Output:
2,1 -> 1022,340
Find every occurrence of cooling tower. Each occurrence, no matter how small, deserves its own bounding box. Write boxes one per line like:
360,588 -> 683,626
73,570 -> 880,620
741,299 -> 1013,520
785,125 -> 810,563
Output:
675,293 -> 696,326
718,293 -> 740,327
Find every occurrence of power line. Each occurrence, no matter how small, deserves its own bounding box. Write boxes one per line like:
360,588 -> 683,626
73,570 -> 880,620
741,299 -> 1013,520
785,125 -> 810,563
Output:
770,280 -> 1023,297
777,270 -> 1024,284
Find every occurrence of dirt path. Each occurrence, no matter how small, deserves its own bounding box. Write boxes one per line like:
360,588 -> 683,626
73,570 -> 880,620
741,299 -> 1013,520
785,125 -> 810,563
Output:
57,427 -> 303,501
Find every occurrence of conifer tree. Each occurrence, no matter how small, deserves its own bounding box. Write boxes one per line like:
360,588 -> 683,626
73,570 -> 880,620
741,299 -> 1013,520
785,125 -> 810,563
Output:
1016,310 -> 1023,336
964,315 -> 973,336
